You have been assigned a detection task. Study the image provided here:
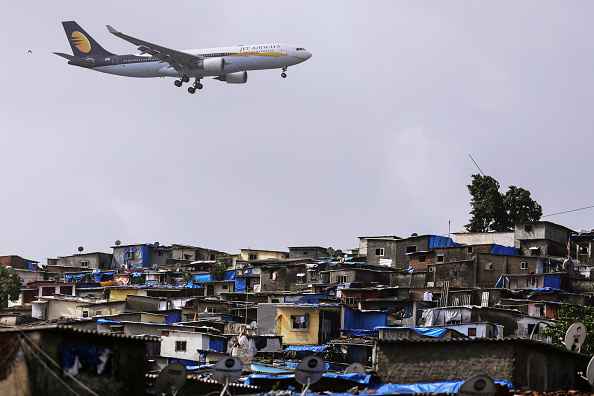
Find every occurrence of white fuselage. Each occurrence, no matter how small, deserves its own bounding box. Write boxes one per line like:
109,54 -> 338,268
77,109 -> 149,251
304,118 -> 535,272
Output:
92,44 -> 311,78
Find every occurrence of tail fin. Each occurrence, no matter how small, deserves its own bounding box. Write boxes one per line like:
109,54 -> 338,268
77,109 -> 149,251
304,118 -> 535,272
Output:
61,21 -> 114,57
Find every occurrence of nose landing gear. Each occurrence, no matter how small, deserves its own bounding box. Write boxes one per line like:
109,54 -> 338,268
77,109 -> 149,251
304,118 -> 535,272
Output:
281,67 -> 287,78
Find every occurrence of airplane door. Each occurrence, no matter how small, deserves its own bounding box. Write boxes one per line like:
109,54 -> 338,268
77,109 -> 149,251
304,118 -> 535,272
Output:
112,57 -> 119,65
281,46 -> 287,55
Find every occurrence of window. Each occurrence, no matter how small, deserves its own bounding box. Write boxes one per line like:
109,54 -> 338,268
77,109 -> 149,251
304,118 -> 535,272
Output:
206,307 -> 219,313
337,275 -> 348,283
270,271 -> 278,280
525,225 -> 533,232
95,311 -> 102,316
60,286 -> 73,295
80,260 -> 89,268
222,284 -> 228,289
157,251 -> 163,256
291,314 -> 309,330
296,273 -> 306,283
467,246 -> 473,253
126,251 -> 135,260
437,255 -> 444,263
248,253 -> 259,261
468,328 -> 477,337
41,287 -> 53,296
345,297 -> 357,305
175,341 -> 187,351
520,262 -> 528,270
419,256 -> 426,263
450,269 -> 458,277
82,311 -> 89,318
375,248 -> 384,256
406,246 -> 417,254
428,266 -> 434,272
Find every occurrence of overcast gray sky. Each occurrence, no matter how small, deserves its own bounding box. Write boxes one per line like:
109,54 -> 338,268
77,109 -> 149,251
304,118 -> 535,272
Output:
1,2 -> 593,262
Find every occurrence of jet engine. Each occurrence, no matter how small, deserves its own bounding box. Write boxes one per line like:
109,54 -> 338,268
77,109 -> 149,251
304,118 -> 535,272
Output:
215,71 -> 248,84
201,58 -> 225,72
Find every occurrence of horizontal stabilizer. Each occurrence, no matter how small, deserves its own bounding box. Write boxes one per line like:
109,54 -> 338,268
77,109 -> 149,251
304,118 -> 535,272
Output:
53,52 -> 95,67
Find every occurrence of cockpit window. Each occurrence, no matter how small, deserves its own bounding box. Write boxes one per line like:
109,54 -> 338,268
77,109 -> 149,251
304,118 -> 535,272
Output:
296,48 -> 306,51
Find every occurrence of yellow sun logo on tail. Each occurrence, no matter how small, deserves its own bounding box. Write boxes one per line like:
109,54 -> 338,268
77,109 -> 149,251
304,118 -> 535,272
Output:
70,31 -> 91,53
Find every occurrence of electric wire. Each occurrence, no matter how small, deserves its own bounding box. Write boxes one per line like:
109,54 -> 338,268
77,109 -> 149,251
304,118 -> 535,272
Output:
19,331 -> 101,396
542,205 -> 594,218
19,337 -> 81,396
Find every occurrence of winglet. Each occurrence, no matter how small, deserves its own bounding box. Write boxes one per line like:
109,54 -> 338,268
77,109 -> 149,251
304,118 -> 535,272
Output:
106,25 -> 119,35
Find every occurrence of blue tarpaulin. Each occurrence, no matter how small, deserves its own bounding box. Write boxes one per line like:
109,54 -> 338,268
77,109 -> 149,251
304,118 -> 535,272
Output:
375,327 -> 447,338
165,311 -> 182,325
429,236 -> 459,248
59,342 -> 110,376
141,245 -> 150,268
28,263 -> 35,270
341,329 -> 379,337
245,373 -> 372,386
286,345 -> 328,352
494,276 -> 506,288
209,339 -> 224,352
543,275 -> 561,289
235,277 -> 247,292
344,308 -> 388,331
491,245 -> 518,255
192,270 -> 236,283
93,271 -> 115,282
65,273 -> 88,283
368,379 -> 515,394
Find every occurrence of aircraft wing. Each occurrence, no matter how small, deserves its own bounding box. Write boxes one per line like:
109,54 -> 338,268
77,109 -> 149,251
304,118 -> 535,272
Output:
106,25 -> 201,72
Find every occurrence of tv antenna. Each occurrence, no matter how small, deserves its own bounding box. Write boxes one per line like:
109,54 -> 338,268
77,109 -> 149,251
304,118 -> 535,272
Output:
212,356 -> 243,396
153,362 -> 187,396
295,356 -> 325,396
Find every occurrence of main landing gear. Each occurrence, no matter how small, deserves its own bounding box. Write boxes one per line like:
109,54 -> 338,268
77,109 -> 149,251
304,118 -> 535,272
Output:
174,75 -> 190,87
187,78 -> 203,94
281,67 -> 287,78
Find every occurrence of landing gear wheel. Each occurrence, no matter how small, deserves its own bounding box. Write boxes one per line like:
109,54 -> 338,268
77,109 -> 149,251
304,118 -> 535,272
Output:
188,87 -> 196,94
182,75 -> 190,83
281,72 -> 287,78
196,83 -> 203,90
174,80 -> 182,87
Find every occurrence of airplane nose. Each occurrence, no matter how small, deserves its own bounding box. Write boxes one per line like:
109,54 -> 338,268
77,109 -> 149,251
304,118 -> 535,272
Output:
304,51 -> 312,60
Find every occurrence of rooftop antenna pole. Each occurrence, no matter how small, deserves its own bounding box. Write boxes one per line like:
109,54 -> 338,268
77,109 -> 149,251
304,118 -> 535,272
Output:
469,154 -> 485,176
448,220 -> 451,239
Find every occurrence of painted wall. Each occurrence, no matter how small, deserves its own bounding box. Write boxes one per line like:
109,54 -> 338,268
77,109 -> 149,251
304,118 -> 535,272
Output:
276,306 -> 319,345
110,288 -> 138,302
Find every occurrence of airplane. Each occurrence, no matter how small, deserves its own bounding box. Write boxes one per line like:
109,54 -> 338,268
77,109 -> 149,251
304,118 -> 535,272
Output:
54,21 -> 312,94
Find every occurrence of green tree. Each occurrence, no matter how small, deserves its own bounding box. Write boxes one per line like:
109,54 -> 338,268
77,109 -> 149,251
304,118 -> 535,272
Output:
465,174 -> 508,232
0,266 -> 23,309
182,272 -> 194,284
541,305 -> 594,356
465,174 -> 543,232
504,185 -> 543,224
209,256 -> 232,281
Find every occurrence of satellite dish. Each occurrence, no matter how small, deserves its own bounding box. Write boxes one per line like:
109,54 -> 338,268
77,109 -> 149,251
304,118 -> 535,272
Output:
213,357 -> 242,396
457,375 -> 495,396
584,355 -> 594,385
344,362 -> 365,374
115,240 -> 121,246
154,362 -> 187,395
154,242 -> 160,247
152,264 -> 159,270
295,356 -> 325,395
565,322 -> 587,352
78,246 -> 84,252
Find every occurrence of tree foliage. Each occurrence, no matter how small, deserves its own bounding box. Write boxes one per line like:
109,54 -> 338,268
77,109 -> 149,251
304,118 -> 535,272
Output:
541,305 -> 594,356
0,266 -> 23,309
465,174 -> 542,232
209,256 -> 232,281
